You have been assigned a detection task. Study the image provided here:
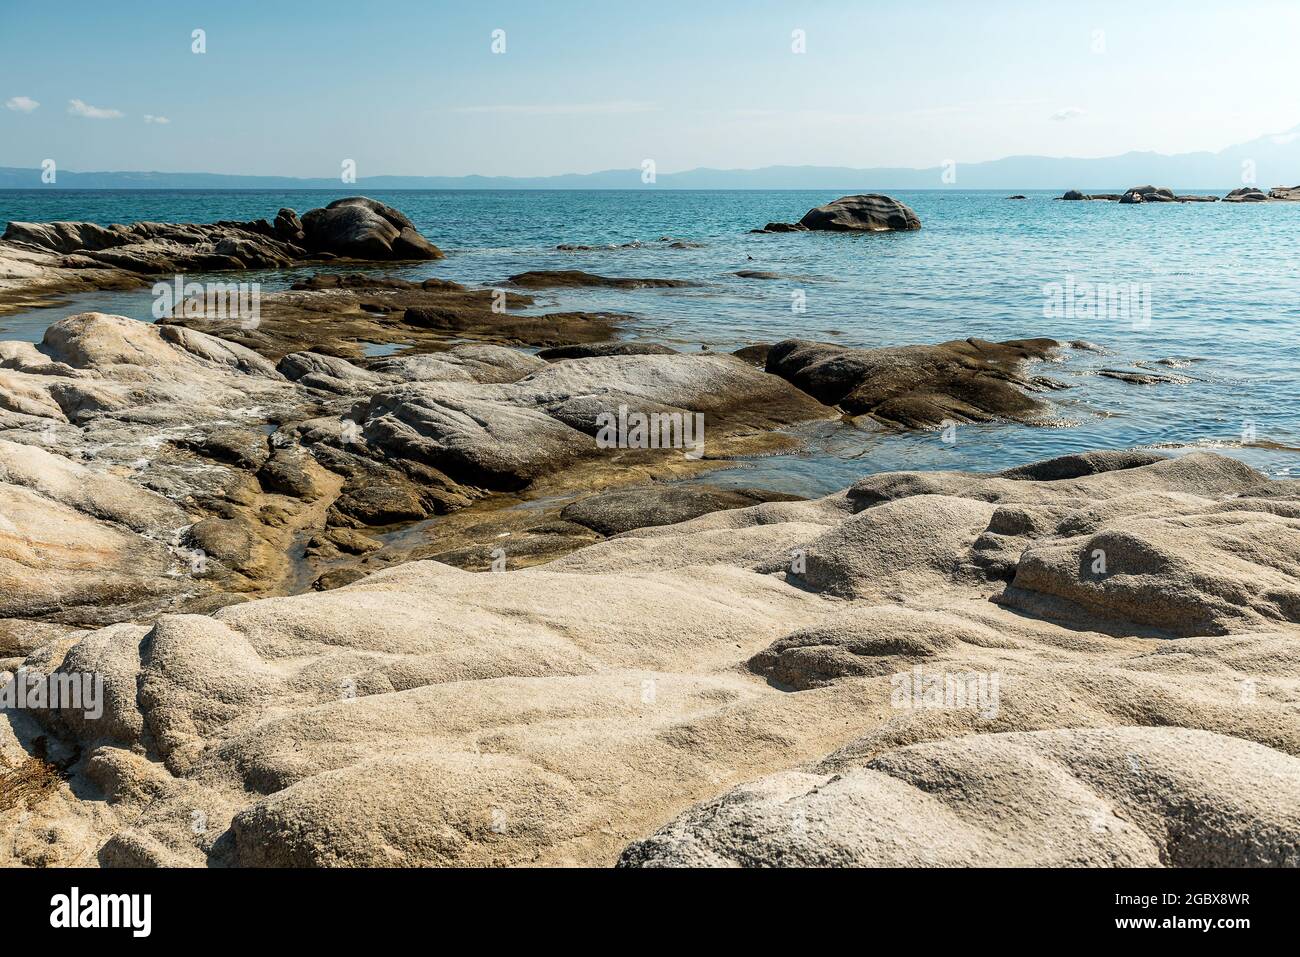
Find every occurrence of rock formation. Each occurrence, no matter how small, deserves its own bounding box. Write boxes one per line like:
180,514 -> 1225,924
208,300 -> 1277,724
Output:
756,194 -> 921,233
4,446 -> 1298,866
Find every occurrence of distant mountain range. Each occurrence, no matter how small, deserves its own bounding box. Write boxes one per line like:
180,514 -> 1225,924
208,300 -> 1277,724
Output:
4,127 -> 1298,191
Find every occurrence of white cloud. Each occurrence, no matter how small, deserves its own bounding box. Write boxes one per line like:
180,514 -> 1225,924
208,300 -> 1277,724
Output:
452,101 -> 661,116
4,96 -> 39,113
1050,107 -> 1086,121
143,114 -> 170,124
68,98 -> 124,120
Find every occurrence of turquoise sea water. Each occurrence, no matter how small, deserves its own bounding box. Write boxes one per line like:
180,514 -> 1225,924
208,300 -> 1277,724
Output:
1,189 -> 1297,494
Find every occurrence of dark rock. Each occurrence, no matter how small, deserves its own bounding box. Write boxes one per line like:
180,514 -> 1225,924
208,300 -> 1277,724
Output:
1007,195 -> 1028,200
763,194 -> 921,233
561,484 -> 805,536
506,270 -> 697,290
1121,186 -> 1177,204
1059,190 -> 1091,201
179,427 -> 271,471
766,336 -> 1059,427
1224,187 -> 1270,203
312,568 -> 367,591
999,450 -> 1168,481
1097,368 -> 1191,385
300,197 -> 442,260
256,446 -> 329,499
1269,186 -> 1300,201
731,343 -> 771,366
273,208 -> 305,243
536,342 -> 677,360
331,483 -> 429,526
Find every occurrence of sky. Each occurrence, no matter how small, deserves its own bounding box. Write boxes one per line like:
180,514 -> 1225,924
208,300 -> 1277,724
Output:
2,0 -> 1299,177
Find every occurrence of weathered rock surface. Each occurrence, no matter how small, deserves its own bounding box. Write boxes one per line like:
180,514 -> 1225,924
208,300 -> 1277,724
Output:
758,194 -> 921,233
5,445 -> 1299,867
0,312 -> 837,628
619,728 -> 1300,867
162,272 -> 626,360
765,336 -> 1060,427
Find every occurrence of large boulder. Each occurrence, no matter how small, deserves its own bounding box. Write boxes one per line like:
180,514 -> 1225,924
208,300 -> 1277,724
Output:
798,194 -> 921,232
300,197 -> 443,260
759,194 -> 921,233
1120,185 -> 1177,204
1224,187 -> 1270,203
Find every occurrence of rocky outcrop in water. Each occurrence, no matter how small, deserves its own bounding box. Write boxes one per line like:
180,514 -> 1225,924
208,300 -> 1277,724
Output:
506,271 -> 698,290
3,196 -> 442,274
0,198 -> 443,318
756,194 -> 922,233
764,336 -> 1060,427
1224,187 -> 1270,203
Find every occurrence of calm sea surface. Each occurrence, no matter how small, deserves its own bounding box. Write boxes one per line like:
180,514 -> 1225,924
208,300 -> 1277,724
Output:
2,189 -> 1297,494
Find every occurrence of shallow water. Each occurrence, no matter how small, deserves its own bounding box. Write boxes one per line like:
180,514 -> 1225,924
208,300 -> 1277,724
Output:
2,188 -> 1297,493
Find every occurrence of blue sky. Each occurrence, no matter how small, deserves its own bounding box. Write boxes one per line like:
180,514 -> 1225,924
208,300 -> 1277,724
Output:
2,0 -> 1298,176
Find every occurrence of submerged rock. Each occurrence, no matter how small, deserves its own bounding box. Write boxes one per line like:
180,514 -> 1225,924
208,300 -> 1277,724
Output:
506,270 -> 698,290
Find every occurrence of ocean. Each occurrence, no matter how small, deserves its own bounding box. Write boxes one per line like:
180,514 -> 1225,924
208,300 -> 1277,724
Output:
2,188 -> 1297,495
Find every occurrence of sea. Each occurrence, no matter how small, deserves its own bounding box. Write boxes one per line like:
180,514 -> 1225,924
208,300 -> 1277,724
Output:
1,188 -> 1297,496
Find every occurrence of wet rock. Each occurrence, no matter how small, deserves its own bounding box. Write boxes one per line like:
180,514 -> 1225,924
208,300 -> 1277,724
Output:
561,484 -> 804,536
506,270 -> 698,290
999,449 -> 1167,481
1096,368 -> 1191,385
536,342 -> 677,360
766,336 -> 1059,427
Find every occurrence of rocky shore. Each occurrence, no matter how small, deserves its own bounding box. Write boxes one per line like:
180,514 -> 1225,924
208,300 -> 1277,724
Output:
2,198 -> 1298,868
1059,184 -> 1300,203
